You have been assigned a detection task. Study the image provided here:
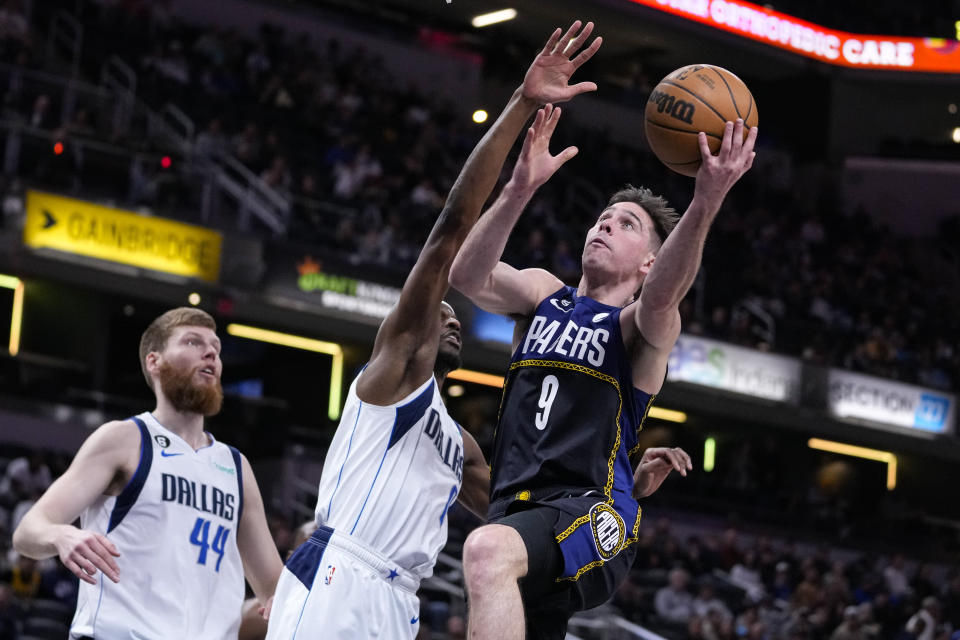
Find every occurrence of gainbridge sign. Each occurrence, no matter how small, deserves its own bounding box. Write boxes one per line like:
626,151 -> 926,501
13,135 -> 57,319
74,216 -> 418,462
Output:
23,191 -> 221,283
630,0 -> 960,73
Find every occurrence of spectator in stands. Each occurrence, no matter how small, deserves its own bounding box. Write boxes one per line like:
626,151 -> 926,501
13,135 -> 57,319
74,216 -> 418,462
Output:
904,596 -> 941,640
884,554 -> 911,600
831,604 -> 865,640
655,567 -> 695,625
1,452 -> 51,506
3,553 -> 40,601
693,582 -> 733,622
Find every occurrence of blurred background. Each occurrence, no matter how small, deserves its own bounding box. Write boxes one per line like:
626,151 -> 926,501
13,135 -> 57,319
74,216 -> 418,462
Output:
0,0 -> 959,638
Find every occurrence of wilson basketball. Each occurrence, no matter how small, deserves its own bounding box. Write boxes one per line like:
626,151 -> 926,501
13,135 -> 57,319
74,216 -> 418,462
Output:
644,64 -> 758,177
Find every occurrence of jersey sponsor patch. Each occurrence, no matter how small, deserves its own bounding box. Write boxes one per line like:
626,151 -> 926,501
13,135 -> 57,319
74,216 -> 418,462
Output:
589,502 -> 625,560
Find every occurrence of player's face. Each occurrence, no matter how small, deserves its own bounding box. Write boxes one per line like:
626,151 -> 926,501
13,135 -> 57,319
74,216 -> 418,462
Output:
582,202 -> 657,281
152,325 -> 223,416
436,303 -> 462,372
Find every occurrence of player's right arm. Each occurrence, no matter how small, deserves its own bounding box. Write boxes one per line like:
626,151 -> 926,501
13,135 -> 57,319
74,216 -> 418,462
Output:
449,104 -> 575,317
360,22 -> 601,403
12,420 -> 139,584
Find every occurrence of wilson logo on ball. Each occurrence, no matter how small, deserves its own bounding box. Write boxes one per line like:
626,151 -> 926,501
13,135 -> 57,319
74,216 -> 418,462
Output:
648,89 -> 696,125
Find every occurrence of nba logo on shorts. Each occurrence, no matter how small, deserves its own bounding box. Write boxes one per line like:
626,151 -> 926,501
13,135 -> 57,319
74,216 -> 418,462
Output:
589,503 -> 625,560
915,394 -> 950,432
324,565 -> 336,585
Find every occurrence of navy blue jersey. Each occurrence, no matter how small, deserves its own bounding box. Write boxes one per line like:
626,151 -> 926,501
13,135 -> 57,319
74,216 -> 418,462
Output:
489,286 -> 654,516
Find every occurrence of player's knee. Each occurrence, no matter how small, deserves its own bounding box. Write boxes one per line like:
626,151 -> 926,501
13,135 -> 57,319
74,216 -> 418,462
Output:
463,525 -> 525,589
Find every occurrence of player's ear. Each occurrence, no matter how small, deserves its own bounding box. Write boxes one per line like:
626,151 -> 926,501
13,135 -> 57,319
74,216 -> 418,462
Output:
638,252 -> 656,278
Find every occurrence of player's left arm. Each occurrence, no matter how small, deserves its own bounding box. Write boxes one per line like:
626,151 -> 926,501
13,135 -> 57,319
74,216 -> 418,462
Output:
456,429 -> 490,519
235,453 -> 283,608
626,120 -> 758,354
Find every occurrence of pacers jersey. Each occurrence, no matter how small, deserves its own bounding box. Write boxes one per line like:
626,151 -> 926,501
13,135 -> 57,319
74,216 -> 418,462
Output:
72,412 -> 244,640
489,286 -> 655,526
315,373 -> 464,580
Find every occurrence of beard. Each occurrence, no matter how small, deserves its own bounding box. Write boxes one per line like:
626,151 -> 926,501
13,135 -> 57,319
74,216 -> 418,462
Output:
155,361 -> 223,417
435,346 -> 462,378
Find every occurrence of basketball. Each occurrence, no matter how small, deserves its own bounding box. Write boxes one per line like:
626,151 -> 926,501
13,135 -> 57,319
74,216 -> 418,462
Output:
644,64 -> 758,177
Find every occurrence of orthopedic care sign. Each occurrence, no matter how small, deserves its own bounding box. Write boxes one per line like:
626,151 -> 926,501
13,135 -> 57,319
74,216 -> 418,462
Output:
828,370 -> 955,434
23,191 -> 221,282
630,0 -> 960,72
667,335 -> 801,403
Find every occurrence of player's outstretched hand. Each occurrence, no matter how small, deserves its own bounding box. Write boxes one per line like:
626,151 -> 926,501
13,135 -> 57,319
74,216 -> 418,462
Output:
633,447 -> 693,499
694,118 -> 758,206
55,525 -> 121,584
521,20 -> 602,105
509,104 -> 578,193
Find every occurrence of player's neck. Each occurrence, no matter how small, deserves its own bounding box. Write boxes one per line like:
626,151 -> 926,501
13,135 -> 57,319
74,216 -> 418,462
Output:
152,402 -> 209,450
576,273 -> 637,308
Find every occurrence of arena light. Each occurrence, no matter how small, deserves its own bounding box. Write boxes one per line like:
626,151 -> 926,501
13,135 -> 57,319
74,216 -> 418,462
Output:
649,407 -> 687,423
956,20 -> 960,40
952,127 -> 960,144
447,368 -> 505,387
188,292 -> 201,306
226,324 -> 344,421
703,437 -> 716,472
808,438 -> 897,490
472,109 -> 489,124
447,384 -> 465,398
0,274 -> 23,356
471,8 -> 517,28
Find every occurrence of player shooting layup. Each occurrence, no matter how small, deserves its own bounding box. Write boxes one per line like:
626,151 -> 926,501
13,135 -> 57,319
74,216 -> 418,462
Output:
264,21 -> 603,640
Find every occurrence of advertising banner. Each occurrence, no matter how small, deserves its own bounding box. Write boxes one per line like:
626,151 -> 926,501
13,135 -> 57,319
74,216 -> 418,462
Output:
24,191 -> 221,283
667,334 -> 802,403
827,369 -> 955,434
630,0 -> 960,73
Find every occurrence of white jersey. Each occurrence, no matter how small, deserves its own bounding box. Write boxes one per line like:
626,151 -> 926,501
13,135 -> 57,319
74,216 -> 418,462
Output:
71,412 -> 245,639
315,374 -> 464,580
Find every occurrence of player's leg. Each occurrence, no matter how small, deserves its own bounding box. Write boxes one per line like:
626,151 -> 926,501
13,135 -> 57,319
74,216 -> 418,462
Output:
464,506 -> 564,640
463,523 -> 527,639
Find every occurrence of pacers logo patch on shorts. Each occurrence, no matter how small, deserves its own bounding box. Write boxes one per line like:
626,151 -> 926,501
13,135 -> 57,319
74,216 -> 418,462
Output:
589,503 -> 625,560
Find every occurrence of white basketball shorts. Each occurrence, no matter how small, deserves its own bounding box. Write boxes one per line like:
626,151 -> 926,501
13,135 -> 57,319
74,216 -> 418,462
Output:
265,525 -> 421,639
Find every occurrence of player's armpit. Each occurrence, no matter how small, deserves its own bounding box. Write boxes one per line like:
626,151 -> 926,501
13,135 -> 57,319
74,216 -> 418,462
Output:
456,429 -> 490,519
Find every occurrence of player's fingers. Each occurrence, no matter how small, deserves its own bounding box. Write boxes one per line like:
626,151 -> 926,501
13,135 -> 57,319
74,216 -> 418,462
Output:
565,81 -> 598,99
571,37 -> 603,69
731,118 -> 745,152
556,146 -> 578,166
544,105 -> 562,133
719,120 -> 734,158
96,533 -> 121,557
542,28 -> 562,55
675,447 -> 693,470
565,21 -> 594,55
555,21 -> 583,54
666,449 -> 685,474
65,559 -> 98,585
743,125 -> 759,154
89,539 -> 121,579
697,131 -> 712,160
72,552 -> 100,579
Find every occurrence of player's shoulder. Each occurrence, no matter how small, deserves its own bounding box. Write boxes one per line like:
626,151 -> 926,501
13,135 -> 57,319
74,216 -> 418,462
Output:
72,419 -> 144,467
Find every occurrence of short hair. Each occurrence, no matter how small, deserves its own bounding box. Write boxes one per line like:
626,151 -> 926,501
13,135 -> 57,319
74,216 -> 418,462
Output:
139,307 -> 216,390
606,184 -> 680,249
